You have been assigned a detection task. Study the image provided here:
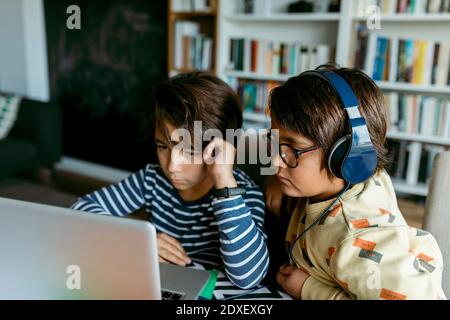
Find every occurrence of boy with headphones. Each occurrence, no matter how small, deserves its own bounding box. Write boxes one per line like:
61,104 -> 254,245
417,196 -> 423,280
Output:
266,65 -> 446,300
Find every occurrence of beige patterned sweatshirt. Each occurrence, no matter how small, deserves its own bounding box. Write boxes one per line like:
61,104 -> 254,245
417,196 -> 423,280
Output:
285,170 -> 446,300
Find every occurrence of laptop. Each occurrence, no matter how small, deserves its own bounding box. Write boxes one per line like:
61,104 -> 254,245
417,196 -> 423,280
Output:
0,197 -> 211,300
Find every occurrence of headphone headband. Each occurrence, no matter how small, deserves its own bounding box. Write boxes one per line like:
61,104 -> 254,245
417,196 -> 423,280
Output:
298,69 -> 378,184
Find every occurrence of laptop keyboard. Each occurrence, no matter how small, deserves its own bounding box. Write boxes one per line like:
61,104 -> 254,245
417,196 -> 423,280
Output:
161,289 -> 185,300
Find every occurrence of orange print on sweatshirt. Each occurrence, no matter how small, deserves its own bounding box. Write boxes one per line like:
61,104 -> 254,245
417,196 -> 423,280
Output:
352,219 -> 370,229
328,247 -> 336,257
380,288 -> 407,300
353,238 -> 376,251
328,204 -> 342,217
417,253 -> 434,263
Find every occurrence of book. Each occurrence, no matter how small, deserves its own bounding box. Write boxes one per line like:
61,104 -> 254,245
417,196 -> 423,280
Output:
436,43 -> 450,86
374,37 -> 389,81
202,38 -> 212,70
385,92 -> 450,138
228,38 -> 334,76
428,0 -> 443,13
174,21 -> 200,70
389,139 -> 444,187
353,23 -> 369,70
389,36 -> 399,81
244,39 -> 251,73
237,79 -> 282,114
444,100 -> 450,137
354,28 -> 450,86
172,0 -> 211,12
406,142 -> 422,185
197,270 -> 218,300
365,32 -> 378,76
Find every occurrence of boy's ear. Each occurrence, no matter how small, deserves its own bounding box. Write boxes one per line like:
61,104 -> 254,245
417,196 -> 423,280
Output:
202,138 -> 212,151
202,138 -> 216,157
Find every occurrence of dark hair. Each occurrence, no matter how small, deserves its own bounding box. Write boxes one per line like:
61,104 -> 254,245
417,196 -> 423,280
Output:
268,64 -> 389,174
149,72 -> 242,143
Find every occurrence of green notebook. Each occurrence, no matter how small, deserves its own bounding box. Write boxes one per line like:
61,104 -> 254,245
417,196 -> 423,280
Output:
197,270 -> 218,300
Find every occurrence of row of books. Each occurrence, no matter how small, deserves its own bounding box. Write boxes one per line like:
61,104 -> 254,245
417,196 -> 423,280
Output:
384,93 -> 450,137
236,0 -> 340,14
355,0 -> 450,15
388,140 -> 445,185
172,0 -> 213,12
353,26 -> 450,86
173,21 -> 213,71
231,78 -> 281,114
228,38 -> 334,76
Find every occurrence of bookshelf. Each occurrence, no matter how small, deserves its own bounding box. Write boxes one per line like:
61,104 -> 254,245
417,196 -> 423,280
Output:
211,0 -> 450,196
376,81 -> 450,95
391,178 -> 428,196
387,132 -> 450,146
168,0 -> 219,76
224,70 -> 290,82
217,0 -> 348,127
344,0 -> 450,196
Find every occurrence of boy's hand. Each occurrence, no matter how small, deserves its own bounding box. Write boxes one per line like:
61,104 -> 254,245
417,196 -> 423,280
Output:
203,137 -> 237,189
276,263 -> 310,300
157,232 -> 191,266
264,175 -> 284,216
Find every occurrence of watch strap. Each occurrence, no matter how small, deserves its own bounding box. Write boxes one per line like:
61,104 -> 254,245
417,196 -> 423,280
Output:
212,187 -> 246,199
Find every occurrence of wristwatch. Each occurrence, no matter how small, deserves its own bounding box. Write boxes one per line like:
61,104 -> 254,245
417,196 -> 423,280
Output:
212,187 -> 246,199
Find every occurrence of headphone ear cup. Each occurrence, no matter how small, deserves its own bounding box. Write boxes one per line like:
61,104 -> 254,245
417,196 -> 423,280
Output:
328,135 -> 352,179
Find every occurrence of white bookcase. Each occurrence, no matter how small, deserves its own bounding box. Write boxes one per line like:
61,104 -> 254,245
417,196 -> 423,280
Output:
213,0 -> 450,197
217,0 -> 355,132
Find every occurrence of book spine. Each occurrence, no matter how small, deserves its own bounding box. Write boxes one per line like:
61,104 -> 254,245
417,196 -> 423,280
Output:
437,43 -> 450,86
431,43 -> 440,85
404,39 -> 415,83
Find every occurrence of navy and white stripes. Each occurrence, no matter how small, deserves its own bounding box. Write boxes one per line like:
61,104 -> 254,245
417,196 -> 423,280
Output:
71,164 -> 268,289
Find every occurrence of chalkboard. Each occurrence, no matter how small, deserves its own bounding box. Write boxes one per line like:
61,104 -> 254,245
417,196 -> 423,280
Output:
44,0 -> 167,171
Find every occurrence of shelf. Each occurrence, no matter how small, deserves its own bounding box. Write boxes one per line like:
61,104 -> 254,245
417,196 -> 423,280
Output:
217,1 -> 450,198
170,10 -> 216,18
387,132 -> 450,146
226,74 -> 450,96
243,111 -> 270,123
225,70 -> 290,82
226,74 -> 450,95
225,13 -> 341,22
170,68 -> 216,76
168,0 -> 218,76
376,81 -> 450,95
353,14 -> 450,22
392,179 -> 428,197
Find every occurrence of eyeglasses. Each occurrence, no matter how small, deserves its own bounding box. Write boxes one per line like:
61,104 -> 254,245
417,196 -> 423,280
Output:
279,144 -> 319,168
266,133 -> 318,168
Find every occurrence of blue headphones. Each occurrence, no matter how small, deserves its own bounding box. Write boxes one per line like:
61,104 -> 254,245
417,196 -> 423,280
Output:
300,69 -> 378,184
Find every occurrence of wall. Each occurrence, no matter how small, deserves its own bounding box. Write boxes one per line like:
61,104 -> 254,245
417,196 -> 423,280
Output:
44,0 -> 167,171
0,0 -> 50,102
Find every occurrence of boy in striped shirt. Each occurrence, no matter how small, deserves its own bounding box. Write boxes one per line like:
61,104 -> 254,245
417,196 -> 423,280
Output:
72,73 -> 269,289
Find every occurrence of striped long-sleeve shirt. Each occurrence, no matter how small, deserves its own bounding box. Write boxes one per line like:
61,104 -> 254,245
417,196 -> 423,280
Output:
71,164 -> 269,289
